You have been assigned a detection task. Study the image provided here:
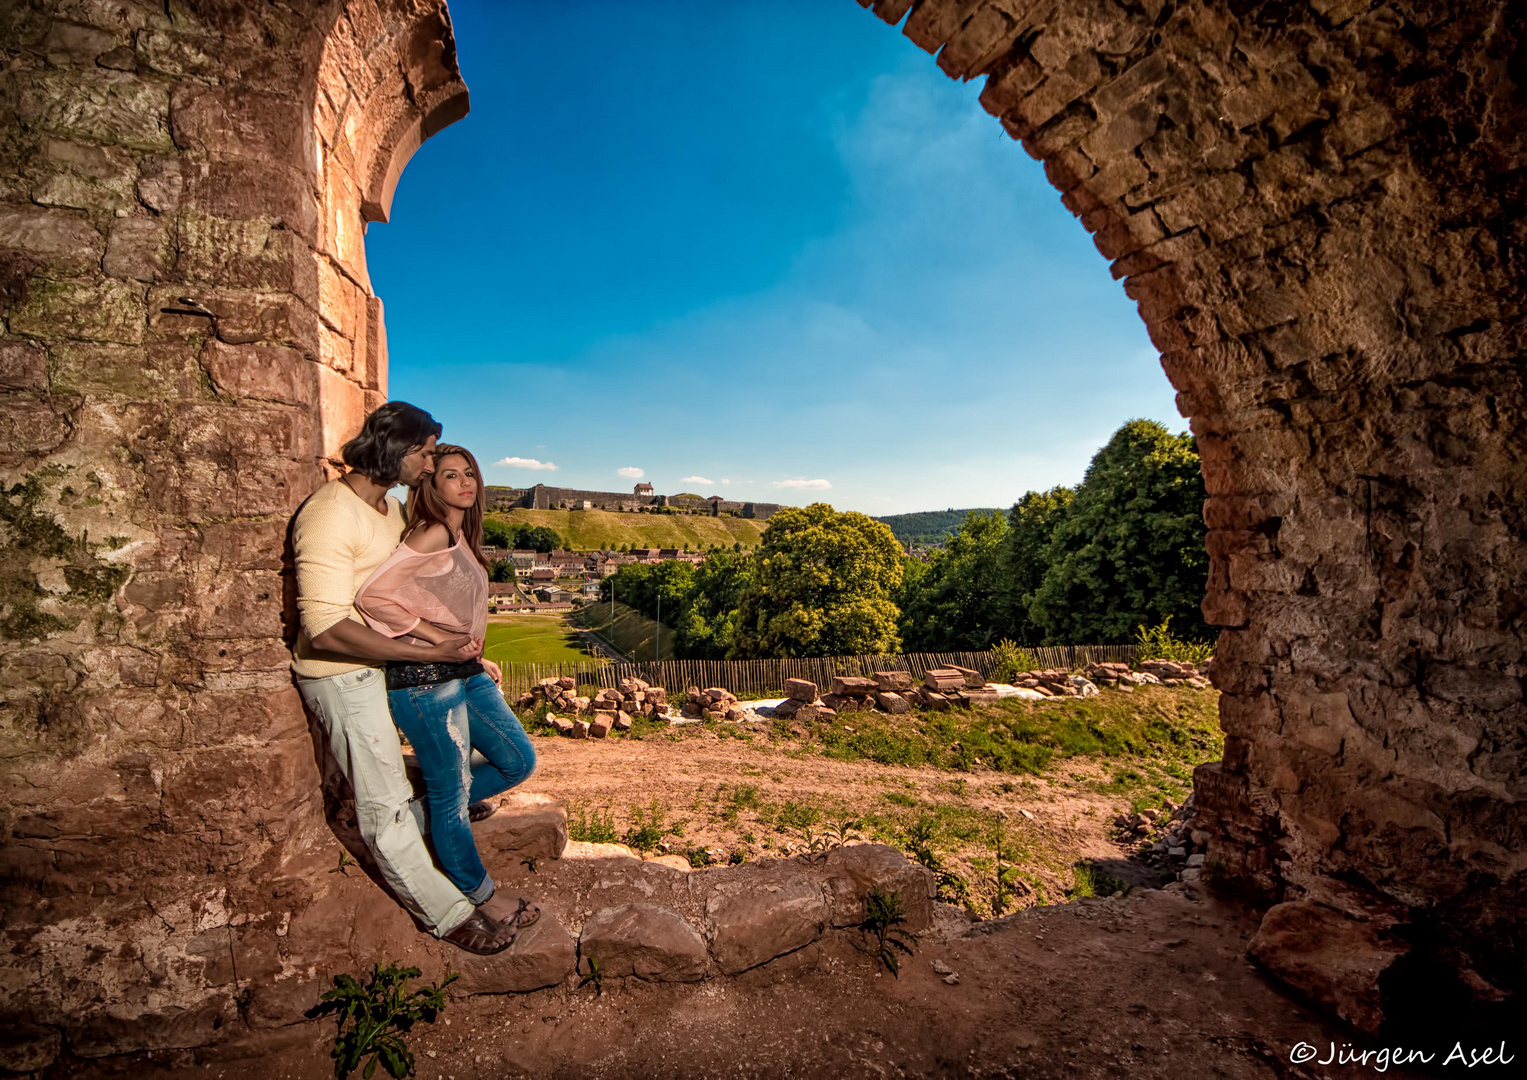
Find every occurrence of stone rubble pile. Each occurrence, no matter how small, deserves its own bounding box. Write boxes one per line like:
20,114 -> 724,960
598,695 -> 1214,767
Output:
681,686 -> 748,722
1010,668 -> 1100,698
521,676 -> 670,739
911,665 -> 1003,710
1083,659 -> 1211,691
1114,791 -> 1209,883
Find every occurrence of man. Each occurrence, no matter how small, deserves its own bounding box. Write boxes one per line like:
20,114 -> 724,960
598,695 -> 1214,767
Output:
290,402 -> 514,954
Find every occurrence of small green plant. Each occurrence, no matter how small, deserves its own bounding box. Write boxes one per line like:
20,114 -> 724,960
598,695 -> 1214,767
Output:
859,887 -> 919,978
567,804 -> 619,844
577,955 -> 603,996
728,849 -> 746,865
685,847 -> 714,868
990,638 -> 1038,683
329,850 -> 356,876
622,800 -> 672,852
1069,861 -> 1132,899
521,856 -> 538,873
307,962 -> 457,1079
1133,618 -> 1214,665
777,800 -> 821,831
819,818 -> 862,848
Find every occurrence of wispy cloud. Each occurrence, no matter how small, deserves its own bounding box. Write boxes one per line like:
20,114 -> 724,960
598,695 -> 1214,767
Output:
495,456 -> 558,471
773,478 -> 831,490
720,478 -> 731,485
681,475 -> 716,486
617,466 -> 645,479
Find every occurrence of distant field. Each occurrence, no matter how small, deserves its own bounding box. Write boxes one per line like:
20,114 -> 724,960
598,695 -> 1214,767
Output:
483,616 -> 592,664
487,508 -> 768,551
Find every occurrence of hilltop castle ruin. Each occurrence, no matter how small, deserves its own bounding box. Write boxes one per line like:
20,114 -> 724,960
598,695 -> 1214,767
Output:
487,483 -> 781,519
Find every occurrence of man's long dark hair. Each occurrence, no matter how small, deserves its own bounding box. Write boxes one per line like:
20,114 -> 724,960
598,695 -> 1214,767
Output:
340,402 -> 442,485
405,445 -> 492,570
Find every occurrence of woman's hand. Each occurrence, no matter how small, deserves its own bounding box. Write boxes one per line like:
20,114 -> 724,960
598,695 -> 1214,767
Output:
423,634 -> 482,663
482,658 -> 502,684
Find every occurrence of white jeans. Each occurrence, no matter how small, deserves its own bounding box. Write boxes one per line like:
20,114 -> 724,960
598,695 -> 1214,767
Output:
296,665 -> 476,938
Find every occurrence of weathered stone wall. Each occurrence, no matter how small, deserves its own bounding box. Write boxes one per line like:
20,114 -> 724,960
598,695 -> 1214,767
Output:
0,0 -> 467,1065
851,0 -> 1524,997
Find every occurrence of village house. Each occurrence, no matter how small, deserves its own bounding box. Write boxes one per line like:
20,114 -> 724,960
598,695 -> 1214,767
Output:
529,567 -> 555,585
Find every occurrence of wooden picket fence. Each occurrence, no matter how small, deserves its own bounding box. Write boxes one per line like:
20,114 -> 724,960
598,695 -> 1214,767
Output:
493,644 -> 1142,698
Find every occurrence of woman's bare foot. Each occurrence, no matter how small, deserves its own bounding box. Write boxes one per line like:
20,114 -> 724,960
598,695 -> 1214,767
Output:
478,891 -> 541,930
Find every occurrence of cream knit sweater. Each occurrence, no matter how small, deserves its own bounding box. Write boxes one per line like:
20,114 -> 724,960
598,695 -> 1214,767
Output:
289,479 -> 407,678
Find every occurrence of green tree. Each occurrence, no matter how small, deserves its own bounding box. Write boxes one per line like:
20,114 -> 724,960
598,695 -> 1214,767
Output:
488,559 -> 514,583
1027,420 -> 1209,643
898,511 -> 1011,651
482,517 -> 513,548
730,503 -> 903,658
1000,486 -> 1075,643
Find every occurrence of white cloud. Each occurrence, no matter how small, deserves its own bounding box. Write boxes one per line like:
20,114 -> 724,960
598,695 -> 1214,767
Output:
617,466 -> 645,479
720,478 -> 731,485
495,456 -> 558,471
772,478 -> 832,490
681,475 -> 716,486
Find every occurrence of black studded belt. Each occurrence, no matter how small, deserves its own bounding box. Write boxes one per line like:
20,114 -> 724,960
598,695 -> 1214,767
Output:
385,659 -> 484,692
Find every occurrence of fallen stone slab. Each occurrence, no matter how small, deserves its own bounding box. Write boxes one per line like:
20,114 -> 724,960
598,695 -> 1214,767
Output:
562,840 -> 641,861
578,903 -> 707,982
449,915 -> 577,995
1248,897 -> 1411,1035
829,676 -> 877,697
874,691 -> 910,714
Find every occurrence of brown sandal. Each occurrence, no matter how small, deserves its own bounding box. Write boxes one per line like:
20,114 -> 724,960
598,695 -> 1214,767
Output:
441,909 -> 515,955
498,897 -> 541,931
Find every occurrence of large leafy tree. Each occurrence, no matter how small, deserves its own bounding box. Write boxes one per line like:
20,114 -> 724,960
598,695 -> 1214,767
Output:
1001,486 -> 1075,643
898,511 -> 1011,651
1028,419 -> 1209,643
730,503 -> 903,658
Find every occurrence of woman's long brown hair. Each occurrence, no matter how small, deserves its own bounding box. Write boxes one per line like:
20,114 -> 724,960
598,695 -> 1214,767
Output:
404,444 -> 493,570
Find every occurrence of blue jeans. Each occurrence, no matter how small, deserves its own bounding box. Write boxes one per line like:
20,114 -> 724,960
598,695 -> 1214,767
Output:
387,673 -> 536,904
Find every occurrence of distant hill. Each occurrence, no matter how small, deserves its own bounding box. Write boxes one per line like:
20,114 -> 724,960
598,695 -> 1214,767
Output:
875,508 -> 1004,547
486,508 -> 768,552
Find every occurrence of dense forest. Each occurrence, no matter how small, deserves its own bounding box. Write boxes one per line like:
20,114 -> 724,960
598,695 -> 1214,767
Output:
602,420 -> 1211,659
874,508 -> 1002,547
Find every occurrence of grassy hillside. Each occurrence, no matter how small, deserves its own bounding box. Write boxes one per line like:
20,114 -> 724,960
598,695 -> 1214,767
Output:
575,601 -> 677,661
486,508 -> 768,552
876,508 -> 1003,546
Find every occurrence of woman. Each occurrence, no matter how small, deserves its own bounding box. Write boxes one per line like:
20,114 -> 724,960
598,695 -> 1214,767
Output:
354,444 -> 540,935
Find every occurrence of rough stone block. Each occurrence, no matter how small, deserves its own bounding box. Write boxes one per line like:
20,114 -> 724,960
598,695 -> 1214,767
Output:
570,720 -> 589,739
449,916 -> 576,996
589,715 -> 612,738
578,903 -> 707,982
16,69 -> 172,151
829,676 -> 877,697
0,341 -> 48,391
874,691 -> 909,714
872,670 -> 913,692
704,874 -> 828,975
10,278 -> 146,345
820,845 -> 935,931
1247,898 -> 1410,1035
200,340 -> 315,406
0,207 -> 103,273
103,215 -> 172,281
783,678 -> 817,702
474,792 -> 567,862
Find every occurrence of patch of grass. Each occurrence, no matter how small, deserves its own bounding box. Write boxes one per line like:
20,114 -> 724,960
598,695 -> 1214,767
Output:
622,799 -> 679,853
567,803 -> 618,844
776,800 -> 821,831
1068,861 -> 1133,899
482,617 -> 591,664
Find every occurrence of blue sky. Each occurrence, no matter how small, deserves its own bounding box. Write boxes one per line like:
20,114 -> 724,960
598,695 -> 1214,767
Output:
368,0 -> 1179,516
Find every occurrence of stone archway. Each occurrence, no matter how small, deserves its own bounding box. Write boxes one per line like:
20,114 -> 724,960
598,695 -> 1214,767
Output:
0,0 -> 1522,1065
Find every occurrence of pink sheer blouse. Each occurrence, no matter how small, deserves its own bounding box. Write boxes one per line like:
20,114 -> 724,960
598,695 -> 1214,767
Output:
354,530 -> 487,645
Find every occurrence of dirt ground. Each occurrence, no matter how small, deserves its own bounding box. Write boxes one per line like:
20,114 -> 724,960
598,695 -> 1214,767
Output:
60,689 -> 1408,1080
63,886 -> 1413,1080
